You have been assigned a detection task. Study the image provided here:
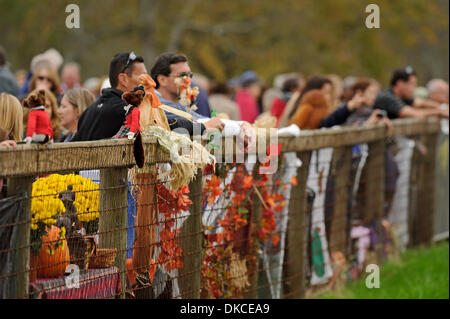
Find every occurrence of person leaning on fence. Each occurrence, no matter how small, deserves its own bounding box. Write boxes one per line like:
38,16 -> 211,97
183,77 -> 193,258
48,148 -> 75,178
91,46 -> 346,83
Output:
150,52 -> 225,134
0,92 -> 23,143
72,52 -> 204,141
288,89 -> 330,129
373,66 -> 449,120
234,75 -> 262,124
72,52 -> 148,141
279,75 -> 333,128
0,93 -> 24,197
57,88 -> 95,142
270,76 -> 302,126
321,78 -> 381,128
427,79 -> 449,106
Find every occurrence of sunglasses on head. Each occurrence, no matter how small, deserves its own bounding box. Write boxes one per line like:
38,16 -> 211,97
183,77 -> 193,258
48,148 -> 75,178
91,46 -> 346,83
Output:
405,66 -> 414,75
121,51 -> 137,73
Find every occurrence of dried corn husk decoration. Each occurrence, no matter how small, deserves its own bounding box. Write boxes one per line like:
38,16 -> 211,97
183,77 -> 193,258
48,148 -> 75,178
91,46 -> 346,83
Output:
130,74 -> 214,192
175,76 -> 199,113
136,126 -> 215,191
158,104 -> 194,121
139,73 -> 194,124
138,74 -> 171,130
230,253 -> 250,290
254,112 -> 277,129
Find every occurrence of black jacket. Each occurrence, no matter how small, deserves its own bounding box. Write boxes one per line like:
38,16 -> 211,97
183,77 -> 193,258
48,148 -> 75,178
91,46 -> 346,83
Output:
320,103 -> 353,128
72,88 -> 206,141
72,88 -> 126,141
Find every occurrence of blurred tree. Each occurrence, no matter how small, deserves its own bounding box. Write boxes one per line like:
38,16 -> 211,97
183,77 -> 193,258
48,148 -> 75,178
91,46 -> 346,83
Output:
0,0 -> 447,87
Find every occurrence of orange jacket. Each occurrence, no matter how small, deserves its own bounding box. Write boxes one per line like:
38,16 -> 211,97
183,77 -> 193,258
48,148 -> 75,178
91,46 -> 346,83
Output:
288,90 -> 330,129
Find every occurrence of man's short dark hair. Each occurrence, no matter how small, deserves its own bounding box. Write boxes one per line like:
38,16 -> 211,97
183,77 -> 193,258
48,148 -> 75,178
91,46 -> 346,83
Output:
282,77 -> 300,93
150,53 -> 188,89
109,52 -> 144,88
390,66 -> 417,87
0,46 -> 6,66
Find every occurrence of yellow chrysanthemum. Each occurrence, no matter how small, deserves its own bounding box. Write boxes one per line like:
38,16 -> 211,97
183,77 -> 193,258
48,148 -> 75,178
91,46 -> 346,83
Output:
31,174 -> 100,229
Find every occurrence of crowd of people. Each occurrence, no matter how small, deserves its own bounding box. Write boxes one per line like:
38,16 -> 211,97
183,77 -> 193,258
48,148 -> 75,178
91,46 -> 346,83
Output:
0,46 -> 449,151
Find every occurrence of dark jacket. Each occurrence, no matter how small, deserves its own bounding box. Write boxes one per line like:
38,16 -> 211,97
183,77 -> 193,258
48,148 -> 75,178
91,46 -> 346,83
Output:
72,88 -> 205,141
0,65 -> 20,97
72,88 -> 126,141
166,113 -> 206,136
193,83 -> 212,118
320,103 -> 353,128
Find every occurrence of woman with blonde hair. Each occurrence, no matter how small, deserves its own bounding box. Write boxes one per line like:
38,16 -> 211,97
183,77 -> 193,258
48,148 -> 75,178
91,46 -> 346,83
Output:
0,93 -> 22,199
0,92 -> 23,143
0,93 -> 23,196
23,89 -> 62,141
57,88 -> 95,142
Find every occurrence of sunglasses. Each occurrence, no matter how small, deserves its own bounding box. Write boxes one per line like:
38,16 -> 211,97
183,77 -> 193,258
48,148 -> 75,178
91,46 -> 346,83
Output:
121,51 -> 137,73
37,76 -> 51,82
168,72 -> 194,79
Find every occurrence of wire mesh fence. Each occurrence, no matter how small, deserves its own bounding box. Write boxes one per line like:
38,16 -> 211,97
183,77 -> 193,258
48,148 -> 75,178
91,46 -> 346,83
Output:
0,118 -> 445,299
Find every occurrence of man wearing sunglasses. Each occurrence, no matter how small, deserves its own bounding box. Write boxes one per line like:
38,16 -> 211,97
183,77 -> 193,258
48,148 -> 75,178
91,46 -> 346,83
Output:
73,52 -> 148,141
150,53 -> 225,133
73,51 -> 207,140
373,66 -> 449,119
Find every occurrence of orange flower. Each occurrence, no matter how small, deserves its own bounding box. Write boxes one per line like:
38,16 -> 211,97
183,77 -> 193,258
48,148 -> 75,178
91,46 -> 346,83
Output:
272,235 -> 280,247
242,176 -> 253,189
149,259 -> 157,284
291,176 -> 298,186
177,193 -> 192,211
205,175 -> 223,205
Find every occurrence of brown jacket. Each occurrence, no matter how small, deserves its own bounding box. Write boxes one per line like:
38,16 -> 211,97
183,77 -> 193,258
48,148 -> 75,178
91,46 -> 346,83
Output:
288,90 -> 330,129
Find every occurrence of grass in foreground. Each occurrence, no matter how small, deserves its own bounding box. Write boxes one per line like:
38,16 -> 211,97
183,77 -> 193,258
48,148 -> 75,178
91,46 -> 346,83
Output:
320,241 -> 449,299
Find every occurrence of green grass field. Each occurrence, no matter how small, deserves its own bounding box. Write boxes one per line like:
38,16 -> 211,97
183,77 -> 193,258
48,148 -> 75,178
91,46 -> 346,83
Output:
320,241 -> 449,299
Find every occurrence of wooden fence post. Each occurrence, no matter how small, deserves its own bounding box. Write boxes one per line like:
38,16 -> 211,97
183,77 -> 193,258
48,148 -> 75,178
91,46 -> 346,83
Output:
178,169 -> 203,298
415,132 -> 438,246
364,140 -> 385,261
6,176 -> 33,299
408,138 -> 420,247
283,151 -> 311,299
244,187 -> 262,299
328,146 -> 352,255
99,168 -> 128,299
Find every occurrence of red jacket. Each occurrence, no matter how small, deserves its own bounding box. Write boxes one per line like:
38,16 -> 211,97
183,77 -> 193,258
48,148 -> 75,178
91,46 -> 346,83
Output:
124,106 -> 140,134
26,108 -> 53,139
235,89 -> 259,124
270,98 -> 287,122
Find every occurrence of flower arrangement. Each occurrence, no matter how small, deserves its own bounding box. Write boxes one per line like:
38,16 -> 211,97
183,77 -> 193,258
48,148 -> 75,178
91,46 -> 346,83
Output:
30,174 -> 100,252
201,146 -> 288,298
201,163 -> 253,298
136,125 -> 215,191
156,183 -> 192,272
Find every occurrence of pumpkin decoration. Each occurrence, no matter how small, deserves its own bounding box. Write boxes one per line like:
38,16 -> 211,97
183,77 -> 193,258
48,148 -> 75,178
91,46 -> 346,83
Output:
30,225 -> 70,279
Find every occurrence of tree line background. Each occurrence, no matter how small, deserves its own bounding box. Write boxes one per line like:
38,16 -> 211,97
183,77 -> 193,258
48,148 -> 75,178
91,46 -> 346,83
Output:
0,0 -> 448,86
